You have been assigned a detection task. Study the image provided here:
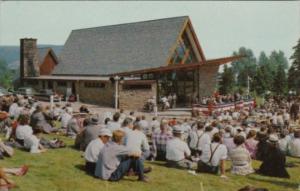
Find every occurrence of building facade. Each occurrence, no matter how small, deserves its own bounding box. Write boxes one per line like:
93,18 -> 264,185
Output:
20,16 -> 241,110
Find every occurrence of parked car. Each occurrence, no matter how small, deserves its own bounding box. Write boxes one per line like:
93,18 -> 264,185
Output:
15,87 -> 36,96
34,89 -> 61,102
0,87 -> 9,96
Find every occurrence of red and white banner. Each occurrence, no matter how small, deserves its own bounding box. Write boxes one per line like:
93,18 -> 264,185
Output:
192,100 -> 255,115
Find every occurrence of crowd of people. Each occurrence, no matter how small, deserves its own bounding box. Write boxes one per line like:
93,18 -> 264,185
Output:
0,93 -> 300,190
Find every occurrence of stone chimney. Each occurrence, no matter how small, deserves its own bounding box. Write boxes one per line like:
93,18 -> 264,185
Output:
20,38 -> 40,79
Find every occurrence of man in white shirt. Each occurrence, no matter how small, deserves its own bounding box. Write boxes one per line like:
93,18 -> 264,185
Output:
24,128 -> 46,154
61,108 -> 72,129
138,116 -> 150,136
189,121 -> 205,156
149,117 -> 160,134
126,123 -> 150,160
15,114 -> 33,145
106,112 -> 121,133
166,126 -> 194,169
288,130 -> 300,158
85,128 -> 112,175
197,126 -> 212,153
197,133 -> 228,177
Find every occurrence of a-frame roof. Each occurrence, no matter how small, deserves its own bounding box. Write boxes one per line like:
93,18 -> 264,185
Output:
53,16 -> 192,76
38,47 -> 58,65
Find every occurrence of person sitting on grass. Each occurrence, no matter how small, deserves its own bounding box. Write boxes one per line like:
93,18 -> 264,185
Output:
229,135 -> 254,176
287,130 -> 300,158
15,114 -> 33,146
166,126 -> 194,169
125,123 -> 150,161
84,128 -> 112,175
0,165 -> 29,190
95,130 -> 150,182
23,128 -> 47,154
257,134 -> 290,178
197,133 -> 228,178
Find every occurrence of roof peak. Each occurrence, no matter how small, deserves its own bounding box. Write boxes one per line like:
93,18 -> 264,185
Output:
72,16 -> 189,32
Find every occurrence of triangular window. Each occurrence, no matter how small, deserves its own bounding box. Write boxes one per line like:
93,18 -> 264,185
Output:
169,30 -> 198,65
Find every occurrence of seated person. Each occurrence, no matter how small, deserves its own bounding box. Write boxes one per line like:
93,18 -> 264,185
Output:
15,114 -> 33,146
95,130 -> 150,182
229,135 -> 254,176
0,165 -> 29,189
79,105 -> 89,114
257,134 -> 290,178
245,130 -> 258,159
288,130 -> 300,157
151,121 -> 173,161
125,123 -> 150,161
23,128 -> 47,154
66,114 -> 81,139
166,126 -> 194,169
197,133 -> 228,178
30,104 -> 57,134
84,129 -> 112,175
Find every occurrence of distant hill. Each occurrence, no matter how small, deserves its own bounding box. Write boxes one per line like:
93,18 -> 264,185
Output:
0,45 -> 63,70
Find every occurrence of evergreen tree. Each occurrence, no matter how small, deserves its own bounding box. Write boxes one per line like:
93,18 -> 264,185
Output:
288,38 -> 300,91
231,47 -> 257,89
219,64 -> 235,95
252,65 -> 267,95
273,63 -> 287,95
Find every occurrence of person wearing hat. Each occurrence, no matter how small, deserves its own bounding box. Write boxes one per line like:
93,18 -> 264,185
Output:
95,130 -> 149,182
257,134 -> 290,178
81,114 -> 102,150
287,130 -> 300,157
165,126 -> 194,169
85,128 -> 112,175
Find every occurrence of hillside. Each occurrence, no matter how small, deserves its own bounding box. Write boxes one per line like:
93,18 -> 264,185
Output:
0,45 -> 63,70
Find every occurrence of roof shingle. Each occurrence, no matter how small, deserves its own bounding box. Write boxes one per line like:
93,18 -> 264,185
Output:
53,16 -> 188,76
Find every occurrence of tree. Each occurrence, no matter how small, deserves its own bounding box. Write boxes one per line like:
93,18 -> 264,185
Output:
257,52 -> 273,92
219,64 -> 235,95
273,63 -> 287,95
288,38 -> 300,91
252,65 -> 267,95
231,47 -> 257,89
0,59 -> 13,88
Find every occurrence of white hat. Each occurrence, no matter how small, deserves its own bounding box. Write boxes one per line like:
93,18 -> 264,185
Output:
268,134 -> 279,143
98,128 -> 112,137
173,125 -> 184,134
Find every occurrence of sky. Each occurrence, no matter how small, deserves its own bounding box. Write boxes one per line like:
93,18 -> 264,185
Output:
0,1 -> 299,60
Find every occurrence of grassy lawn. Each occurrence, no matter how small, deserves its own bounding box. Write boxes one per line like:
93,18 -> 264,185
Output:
1,135 -> 300,191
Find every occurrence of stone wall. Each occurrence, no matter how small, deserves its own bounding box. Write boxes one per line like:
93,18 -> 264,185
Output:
118,81 -> 157,110
199,64 -> 219,97
76,81 -> 114,107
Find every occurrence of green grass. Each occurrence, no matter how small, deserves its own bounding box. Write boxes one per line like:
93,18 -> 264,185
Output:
2,135 -> 300,191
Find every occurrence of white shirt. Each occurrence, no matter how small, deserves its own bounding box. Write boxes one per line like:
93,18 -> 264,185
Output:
200,143 -> 228,166
166,137 -> 191,161
61,112 -> 72,128
24,134 -> 40,153
197,132 -> 211,151
9,103 -> 18,117
16,125 -> 33,140
126,130 -> 149,154
150,120 -> 160,132
279,137 -> 290,153
210,127 -> 219,138
288,138 -> 300,157
84,139 -> 104,163
189,129 -> 204,149
138,120 -> 150,135
106,121 -> 121,133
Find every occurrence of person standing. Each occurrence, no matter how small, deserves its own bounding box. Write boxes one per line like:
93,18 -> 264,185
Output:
290,101 -> 299,122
